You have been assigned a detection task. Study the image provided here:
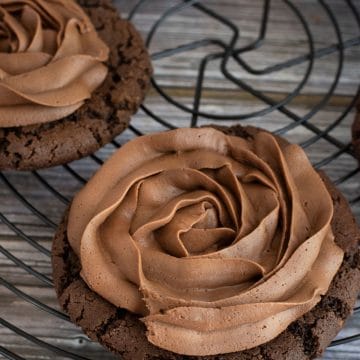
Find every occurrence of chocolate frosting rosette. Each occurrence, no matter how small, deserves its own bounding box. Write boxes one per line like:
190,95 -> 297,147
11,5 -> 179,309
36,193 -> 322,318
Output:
67,127 -> 343,356
0,0 -> 109,126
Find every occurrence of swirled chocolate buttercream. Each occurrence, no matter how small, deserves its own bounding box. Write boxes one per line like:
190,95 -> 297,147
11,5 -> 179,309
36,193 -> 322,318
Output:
0,0 -> 109,126
67,127 -> 343,356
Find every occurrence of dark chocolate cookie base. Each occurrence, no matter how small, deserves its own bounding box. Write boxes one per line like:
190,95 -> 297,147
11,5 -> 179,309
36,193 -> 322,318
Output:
0,0 -> 152,171
52,125 -> 360,360
352,100 -> 360,161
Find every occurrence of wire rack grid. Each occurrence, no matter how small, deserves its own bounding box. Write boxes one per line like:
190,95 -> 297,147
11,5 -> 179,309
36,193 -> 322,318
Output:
0,0 -> 359,359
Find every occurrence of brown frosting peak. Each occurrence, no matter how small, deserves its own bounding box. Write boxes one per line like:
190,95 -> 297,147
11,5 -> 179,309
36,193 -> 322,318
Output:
0,0 -> 109,127
68,127 -> 343,356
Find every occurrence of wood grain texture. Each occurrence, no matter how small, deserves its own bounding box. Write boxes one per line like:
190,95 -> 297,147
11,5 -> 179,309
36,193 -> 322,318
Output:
0,0 -> 359,359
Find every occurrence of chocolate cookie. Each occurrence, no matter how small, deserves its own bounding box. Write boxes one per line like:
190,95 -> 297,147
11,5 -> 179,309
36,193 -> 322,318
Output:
0,0 -> 152,171
352,99 -> 360,161
52,125 -> 360,360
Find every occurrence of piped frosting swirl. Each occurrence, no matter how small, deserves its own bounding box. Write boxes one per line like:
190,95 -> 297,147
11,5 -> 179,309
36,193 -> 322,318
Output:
0,0 -> 109,127
68,127 -> 343,356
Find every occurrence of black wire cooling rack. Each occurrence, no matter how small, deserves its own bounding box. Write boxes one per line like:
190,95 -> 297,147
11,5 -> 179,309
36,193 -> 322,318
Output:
0,0 -> 360,359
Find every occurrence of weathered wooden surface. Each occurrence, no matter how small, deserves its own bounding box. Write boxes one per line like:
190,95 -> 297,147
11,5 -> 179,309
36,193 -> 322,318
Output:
0,0 -> 359,359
